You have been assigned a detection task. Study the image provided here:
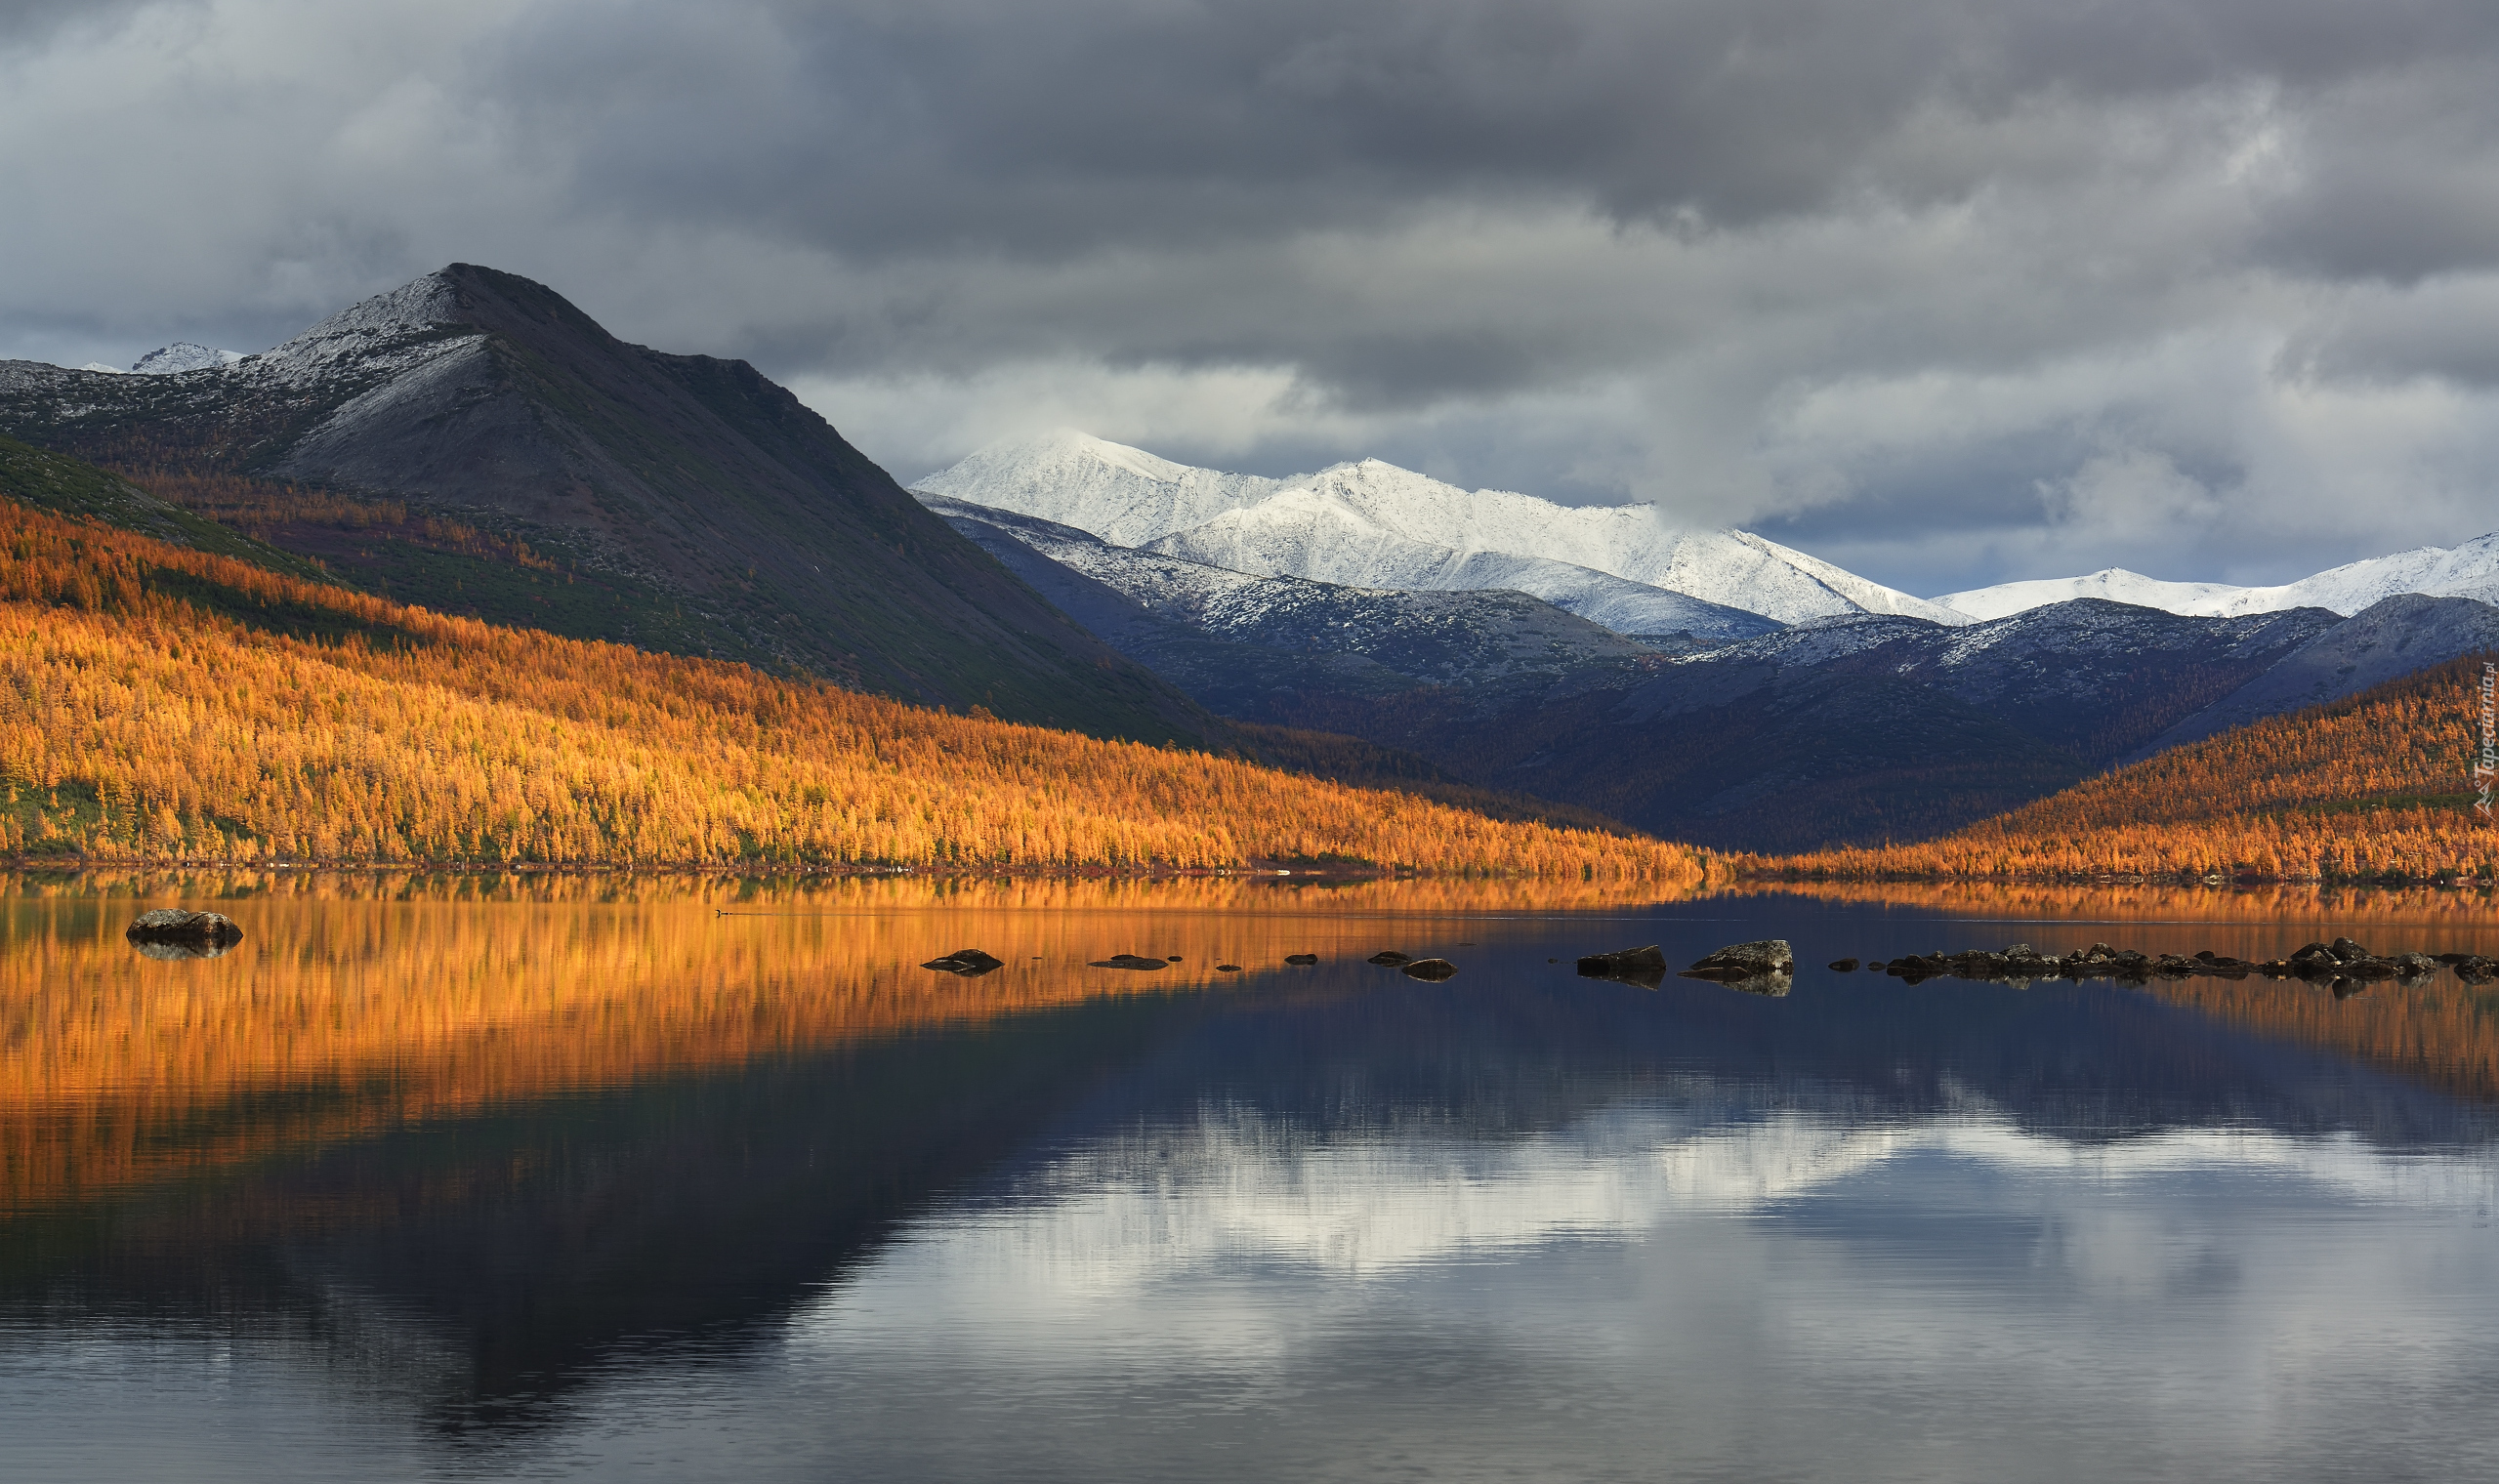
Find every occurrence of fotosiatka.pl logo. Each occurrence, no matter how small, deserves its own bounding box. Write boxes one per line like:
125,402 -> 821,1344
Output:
2478,660 -> 2497,818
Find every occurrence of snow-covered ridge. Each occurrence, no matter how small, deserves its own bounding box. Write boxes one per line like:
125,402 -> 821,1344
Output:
914,432 -> 1964,633
131,343 -> 244,375
237,270 -> 479,388
1939,533 -> 2499,620
917,429 -> 1287,547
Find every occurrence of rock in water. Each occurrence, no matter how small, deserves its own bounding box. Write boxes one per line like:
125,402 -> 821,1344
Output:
1576,945 -> 1668,990
921,948 -> 1006,976
125,909 -> 242,948
1088,954 -> 1169,969
1216,964 -> 1243,972
1366,950 -> 1412,966
1283,953 -> 1319,966
1828,958 -> 1859,971
1681,939 -> 1796,983
1400,958 -> 1458,982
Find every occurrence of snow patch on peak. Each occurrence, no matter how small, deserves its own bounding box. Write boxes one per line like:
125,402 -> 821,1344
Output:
245,271 -> 477,388
130,343 -> 243,375
913,430 -> 1285,547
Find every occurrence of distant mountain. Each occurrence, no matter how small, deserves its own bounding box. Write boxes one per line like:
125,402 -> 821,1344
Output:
130,343 -> 245,374
0,266 -> 1215,744
1937,532 -> 2499,620
924,492 -> 1657,707
1296,599 -> 2345,852
914,433 -> 1960,636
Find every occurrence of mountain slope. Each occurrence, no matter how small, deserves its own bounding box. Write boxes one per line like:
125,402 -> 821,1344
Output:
0,433 -> 327,582
0,266 -> 1213,743
2129,594 -> 2499,757
914,433 -> 1958,633
0,488 -> 1704,879
1752,649 -> 2499,882
1938,532 -> 2499,620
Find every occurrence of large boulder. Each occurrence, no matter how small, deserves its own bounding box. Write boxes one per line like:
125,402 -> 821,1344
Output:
1680,940 -> 1795,983
922,948 -> 1005,976
125,909 -> 242,948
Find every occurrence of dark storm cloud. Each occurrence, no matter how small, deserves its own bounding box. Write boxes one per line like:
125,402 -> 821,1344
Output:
8,0 -> 2499,588
485,0 -> 2499,258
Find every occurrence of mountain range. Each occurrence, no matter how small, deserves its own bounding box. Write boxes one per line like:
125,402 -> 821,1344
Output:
914,433 -> 2499,849
917,431 -> 1954,639
1938,535 -> 2499,620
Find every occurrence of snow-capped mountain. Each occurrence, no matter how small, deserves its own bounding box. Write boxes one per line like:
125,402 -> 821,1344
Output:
130,343 -> 244,374
922,493 -> 1655,693
914,433 -> 1966,633
70,343 -> 248,375
1937,533 -> 2499,620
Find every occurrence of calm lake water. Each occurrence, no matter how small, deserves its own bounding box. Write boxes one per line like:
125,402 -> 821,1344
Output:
3,872 -> 2498,1482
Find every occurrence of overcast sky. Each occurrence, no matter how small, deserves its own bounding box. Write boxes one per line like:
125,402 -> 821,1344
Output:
7,0 -> 2499,593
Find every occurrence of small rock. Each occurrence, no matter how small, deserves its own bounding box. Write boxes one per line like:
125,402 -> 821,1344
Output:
1089,954 -> 1170,970
1166,955 -> 1185,962
1367,950 -> 1412,966
1284,953 -> 1318,966
1576,944 -> 1668,990
921,947 -> 1006,975
1828,958 -> 1859,971
1216,964 -> 1243,972
2331,936 -> 2372,963
1401,958 -> 1458,981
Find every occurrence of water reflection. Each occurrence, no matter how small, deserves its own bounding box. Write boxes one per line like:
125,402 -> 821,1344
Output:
1,874 -> 2496,1481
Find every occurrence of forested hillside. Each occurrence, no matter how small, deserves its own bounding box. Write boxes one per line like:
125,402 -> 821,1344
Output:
0,492 -> 1705,880
1750,653 -> 2498,883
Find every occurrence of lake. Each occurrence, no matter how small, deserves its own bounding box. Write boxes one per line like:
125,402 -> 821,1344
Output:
3,871 -> 2497,1482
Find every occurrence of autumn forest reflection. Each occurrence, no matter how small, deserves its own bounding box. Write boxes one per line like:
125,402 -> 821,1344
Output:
3,871 -> 2498,1471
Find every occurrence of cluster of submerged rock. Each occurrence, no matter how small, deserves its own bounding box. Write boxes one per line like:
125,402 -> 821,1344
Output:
921,947 -> 1432,977
1578,939 -> 1795,996
915,933 -> 2494,1000
1829,937 -> 2498,989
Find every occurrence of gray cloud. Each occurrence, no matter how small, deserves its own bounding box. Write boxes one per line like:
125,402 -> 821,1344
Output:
6,0 -> 2499,592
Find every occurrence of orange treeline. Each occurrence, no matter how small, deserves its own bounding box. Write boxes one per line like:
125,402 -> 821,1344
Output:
1746,652 -> 2499,882
0,496 -> 1709,880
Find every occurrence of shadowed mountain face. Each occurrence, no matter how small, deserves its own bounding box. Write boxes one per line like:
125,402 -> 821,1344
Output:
0,266 -> 1212,743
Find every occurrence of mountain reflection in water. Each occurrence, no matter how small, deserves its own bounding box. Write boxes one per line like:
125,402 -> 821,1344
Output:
3,873 -> 2497,1482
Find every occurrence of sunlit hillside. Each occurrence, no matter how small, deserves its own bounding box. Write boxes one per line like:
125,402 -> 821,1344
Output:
1746,653 -> 2498,883
0,491 -> 1708,881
